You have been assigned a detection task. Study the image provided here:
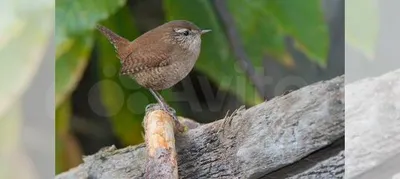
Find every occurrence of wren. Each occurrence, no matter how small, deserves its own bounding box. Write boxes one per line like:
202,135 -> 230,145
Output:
97,20 -> 211,124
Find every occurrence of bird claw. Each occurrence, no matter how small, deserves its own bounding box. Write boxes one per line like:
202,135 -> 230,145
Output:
161,105 -> 176,116
160,105 -> 185,132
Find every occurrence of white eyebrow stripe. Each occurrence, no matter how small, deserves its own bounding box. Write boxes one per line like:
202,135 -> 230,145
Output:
174,28 -> 188,33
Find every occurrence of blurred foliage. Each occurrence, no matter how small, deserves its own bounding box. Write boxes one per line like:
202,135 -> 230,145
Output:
55,0 -> 125,58
56,100 -> 83,174
165,0 -> 263,105
55,100 -> 70,174
55,0 -> 330,174
56,0 -> 127,173
97,6 -> 145,145
0,104 -> 22,158
56,0 -> 126,106
0,0 -> 53,178
56,36 -> 94,107
227,0 -> 330,67
264,0 -> 329,66
0,0 -> 53,118
345,0 -> 379,60
227,0 -> 291,68
0,102 -> 29,179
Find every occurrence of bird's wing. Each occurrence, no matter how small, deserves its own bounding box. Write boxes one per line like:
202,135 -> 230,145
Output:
119,34 -> 174,76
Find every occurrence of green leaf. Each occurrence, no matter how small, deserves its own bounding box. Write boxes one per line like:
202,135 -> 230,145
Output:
227,0 -> 294,68
96,7 -> 145,145
345,0 -> 379,60
265,0 -> 330,67
55,0 -> 127,107
55,0 -> 126,58
164,0 -> 263,105
56,35 -> 94,106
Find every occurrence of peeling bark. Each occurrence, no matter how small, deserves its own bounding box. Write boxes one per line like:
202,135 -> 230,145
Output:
144,105 -> 178,179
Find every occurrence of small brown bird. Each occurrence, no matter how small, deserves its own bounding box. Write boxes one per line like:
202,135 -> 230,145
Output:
97,20 -> 211,121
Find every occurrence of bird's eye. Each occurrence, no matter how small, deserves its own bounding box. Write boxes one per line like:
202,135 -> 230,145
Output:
183,31 -> 189,36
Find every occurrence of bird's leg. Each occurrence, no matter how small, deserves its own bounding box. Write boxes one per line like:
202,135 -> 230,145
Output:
149,89 -> 169,111
149,89 -> 184,131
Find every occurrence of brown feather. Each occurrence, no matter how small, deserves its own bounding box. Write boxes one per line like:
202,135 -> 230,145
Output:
96,25 -> 131,59
119,29 -> 174,75
97,20 -> 205,90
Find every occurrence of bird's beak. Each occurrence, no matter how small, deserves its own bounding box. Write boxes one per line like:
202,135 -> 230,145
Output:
201,29 -> 211,35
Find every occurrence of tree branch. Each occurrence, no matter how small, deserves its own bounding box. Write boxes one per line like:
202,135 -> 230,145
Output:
143,105 -> 178,179
56,75 -> 344,179
212,0 -> 266,99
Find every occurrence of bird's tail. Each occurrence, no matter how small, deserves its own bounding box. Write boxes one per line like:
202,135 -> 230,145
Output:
96,24 -> 131,59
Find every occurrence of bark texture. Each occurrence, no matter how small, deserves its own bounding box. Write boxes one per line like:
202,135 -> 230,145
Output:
56,75 -> 344,179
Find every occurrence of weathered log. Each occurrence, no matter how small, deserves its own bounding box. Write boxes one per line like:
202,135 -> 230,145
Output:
56,75 -> 344,179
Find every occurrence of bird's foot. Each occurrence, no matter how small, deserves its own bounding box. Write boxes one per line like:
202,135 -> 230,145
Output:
160,104 -> 185,133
